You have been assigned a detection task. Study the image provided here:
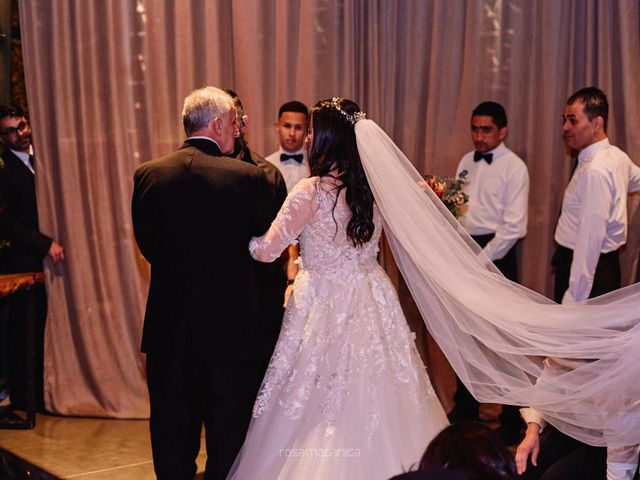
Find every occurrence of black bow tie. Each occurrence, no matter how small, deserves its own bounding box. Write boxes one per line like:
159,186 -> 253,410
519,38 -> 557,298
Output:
281,153 -> 304,163
473,151 -> 493,164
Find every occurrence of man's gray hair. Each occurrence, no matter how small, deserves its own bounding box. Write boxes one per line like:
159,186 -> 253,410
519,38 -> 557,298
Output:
182,86 -> 233,136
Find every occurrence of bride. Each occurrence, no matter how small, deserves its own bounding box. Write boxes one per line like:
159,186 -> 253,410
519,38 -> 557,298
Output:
227,98 -> 448,480
229,97 -> 640,479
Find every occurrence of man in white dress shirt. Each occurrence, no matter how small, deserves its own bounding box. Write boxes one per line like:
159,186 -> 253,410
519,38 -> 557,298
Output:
516,87 -> 640,480
449,101 -> 529,445
553,86 -> 640,305
455,101 -> 529,279
265,101 -> 310,193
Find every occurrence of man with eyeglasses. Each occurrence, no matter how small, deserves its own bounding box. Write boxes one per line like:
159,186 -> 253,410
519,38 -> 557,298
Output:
0,103 -> 64,416
223,89 -> 288,372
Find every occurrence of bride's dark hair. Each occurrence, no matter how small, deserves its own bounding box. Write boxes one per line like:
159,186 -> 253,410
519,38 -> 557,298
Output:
309,98 -> 374,247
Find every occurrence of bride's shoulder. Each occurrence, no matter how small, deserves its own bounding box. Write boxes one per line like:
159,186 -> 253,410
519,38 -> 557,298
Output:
286,177 -> 320,205
290,176 -> 339,201
290,176 -> 319,194
301,176 -> 321,186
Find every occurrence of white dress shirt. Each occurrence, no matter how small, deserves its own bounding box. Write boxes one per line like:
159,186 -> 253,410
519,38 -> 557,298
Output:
456,142 -> 529,261
265,147 -> 310,193
554,138 -> 640,304
10,146 -> 35,174
520,407 -> 640,480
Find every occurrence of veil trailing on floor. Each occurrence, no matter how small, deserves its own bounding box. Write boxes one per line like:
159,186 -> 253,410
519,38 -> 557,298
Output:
355,118 -> 640,449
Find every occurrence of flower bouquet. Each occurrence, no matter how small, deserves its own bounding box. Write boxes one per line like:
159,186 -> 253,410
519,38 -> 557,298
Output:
422,170 -> 469,218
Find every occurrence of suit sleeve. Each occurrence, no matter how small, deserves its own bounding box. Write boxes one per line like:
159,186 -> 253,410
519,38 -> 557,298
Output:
0,171 -> 52,259
131,168 -> 157,263
274,174 -> 288,209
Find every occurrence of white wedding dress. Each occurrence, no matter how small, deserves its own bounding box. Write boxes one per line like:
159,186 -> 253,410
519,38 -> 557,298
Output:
227,175 -> 448,480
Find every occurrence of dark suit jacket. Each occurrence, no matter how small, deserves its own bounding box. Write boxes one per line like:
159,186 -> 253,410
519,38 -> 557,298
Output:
240,147 -> 288,203
132,138 -> 278,360
0,148 -> 52,273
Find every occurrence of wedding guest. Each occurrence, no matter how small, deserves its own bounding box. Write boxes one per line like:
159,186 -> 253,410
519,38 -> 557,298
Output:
449,101 -> 529,444
0,103 -> 64,415
265,100 -> 310,192
132,87 -> 278,479
417,422 -> 517,480
224,89 -> 288,202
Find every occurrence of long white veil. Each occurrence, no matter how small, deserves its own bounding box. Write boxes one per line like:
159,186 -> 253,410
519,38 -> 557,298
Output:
355,118 -> 640,449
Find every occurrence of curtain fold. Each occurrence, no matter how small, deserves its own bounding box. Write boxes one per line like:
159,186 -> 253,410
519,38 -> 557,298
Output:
18,0 -> 640,417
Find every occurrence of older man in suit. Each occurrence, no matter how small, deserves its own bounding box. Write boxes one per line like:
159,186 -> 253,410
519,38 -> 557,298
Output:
0,104 -> 64,415
132,87 -> 278,480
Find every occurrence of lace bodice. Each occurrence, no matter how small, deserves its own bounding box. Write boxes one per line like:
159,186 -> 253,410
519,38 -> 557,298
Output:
249,176 -> 382,272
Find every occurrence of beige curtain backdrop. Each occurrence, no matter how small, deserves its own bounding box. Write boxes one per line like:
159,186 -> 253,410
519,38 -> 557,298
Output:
17,0 -> 640,417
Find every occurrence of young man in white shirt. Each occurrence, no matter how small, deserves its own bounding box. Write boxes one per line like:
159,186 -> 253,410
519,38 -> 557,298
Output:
264,101 -> 311,299
449,101 -> 529,445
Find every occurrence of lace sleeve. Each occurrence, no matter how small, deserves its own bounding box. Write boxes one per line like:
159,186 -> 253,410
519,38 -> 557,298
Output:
249,178 -> 317,262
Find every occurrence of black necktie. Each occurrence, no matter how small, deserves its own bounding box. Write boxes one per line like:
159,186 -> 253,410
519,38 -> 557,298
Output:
28,155 -> 35,170
473,151 -> 493,164
280,153 -> 303,163
569,156 -> 578,178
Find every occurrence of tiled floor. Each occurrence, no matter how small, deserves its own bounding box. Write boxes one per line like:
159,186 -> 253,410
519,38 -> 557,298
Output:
0,412 -> 206,479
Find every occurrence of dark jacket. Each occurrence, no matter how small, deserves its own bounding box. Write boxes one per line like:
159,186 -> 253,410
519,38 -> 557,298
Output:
132,138 -> 278,360
239,146 -> 288,347
0,148 -> 52,273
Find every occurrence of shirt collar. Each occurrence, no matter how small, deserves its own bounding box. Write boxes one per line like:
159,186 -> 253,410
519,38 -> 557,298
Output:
483,142 -> 507,158
10,147 -> 34,173
187,136 -> 222,151
578,138 -> 609,164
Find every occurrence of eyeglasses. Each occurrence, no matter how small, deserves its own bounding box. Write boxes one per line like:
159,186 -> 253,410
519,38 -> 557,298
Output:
0,121 -> 29,136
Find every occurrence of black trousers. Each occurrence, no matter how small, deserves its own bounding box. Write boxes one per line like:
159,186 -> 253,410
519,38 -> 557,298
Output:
520,426 -> 606,480
473,233 -> 519,282
520,247 -> 623,479
5,284 -> 47,411
451,234 -> 521,425
146,354 -> 267,480
0,297 -> 8,403
522,246 -> 621,480
552,245 -> 621,303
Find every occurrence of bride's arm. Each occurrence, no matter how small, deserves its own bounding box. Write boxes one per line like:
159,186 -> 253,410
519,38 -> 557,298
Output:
249,178 -> 316,262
